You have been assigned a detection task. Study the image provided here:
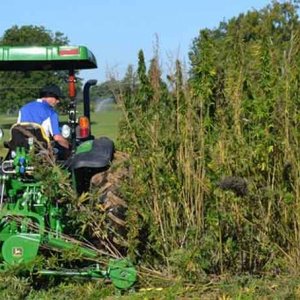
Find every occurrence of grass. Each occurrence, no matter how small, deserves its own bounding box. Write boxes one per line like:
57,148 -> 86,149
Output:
0,103 -> 122,157
87,107 -> 122,141
1,273 -> 300,299
0,114 -> 17,158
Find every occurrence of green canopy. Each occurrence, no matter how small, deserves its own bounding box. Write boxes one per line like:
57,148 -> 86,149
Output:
0,45 -> 97,71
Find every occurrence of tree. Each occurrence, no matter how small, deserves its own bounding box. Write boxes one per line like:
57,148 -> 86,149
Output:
136,50 -> 152,110
0,25 -> 70,113
122,64 -> 138,96
90,79 -> 118,101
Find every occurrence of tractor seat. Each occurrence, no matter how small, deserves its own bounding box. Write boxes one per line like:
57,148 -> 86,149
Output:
70,137 -> 115,170
5,123 -> 50,151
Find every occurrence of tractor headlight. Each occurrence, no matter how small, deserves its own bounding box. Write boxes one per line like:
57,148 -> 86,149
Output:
0,128 -> 3,140
61,124 -> 71,138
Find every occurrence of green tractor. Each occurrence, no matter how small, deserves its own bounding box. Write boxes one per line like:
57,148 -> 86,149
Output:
0,45 -> 136,290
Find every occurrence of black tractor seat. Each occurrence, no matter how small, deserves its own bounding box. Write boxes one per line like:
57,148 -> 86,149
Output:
5,123 -> 50,152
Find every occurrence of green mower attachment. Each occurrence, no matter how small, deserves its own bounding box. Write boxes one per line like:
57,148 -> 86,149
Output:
0,141 -> 137,289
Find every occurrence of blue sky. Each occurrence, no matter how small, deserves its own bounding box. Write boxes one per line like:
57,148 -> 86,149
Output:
0,0 -> 274,83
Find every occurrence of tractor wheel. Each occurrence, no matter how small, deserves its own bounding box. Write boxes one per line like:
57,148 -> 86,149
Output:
90,151 -> 131,252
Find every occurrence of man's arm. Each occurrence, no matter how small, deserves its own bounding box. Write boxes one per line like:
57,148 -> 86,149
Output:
53,134 -> 70,149
49,112 -> 70,149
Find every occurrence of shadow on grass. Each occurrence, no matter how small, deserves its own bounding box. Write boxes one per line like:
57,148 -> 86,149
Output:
1,123 -> 14,129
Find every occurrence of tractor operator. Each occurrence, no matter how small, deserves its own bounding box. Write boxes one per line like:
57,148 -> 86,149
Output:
17,84 -> 70,154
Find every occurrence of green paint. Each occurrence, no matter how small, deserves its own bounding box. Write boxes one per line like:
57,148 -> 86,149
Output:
75,140 -> 93,154
2,234 -> 40,265
108,259 -> 137,289
0,45 -> 97,71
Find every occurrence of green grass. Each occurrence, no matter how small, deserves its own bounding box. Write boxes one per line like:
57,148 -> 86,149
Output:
0,104 -> 122,157
1,273 -> 300,299
0,114 -> 17,158
89,108 -> 122,141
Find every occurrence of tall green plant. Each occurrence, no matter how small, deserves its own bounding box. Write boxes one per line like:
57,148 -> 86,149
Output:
117,0 -> 300,280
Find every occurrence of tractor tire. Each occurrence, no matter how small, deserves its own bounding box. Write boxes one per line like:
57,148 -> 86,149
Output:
90,151 -> 131,252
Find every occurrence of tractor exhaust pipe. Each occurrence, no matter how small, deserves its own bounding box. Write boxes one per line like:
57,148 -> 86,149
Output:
83,79 -> 97,124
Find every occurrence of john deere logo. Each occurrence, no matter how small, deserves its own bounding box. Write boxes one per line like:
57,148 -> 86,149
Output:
12,247 -> 23,257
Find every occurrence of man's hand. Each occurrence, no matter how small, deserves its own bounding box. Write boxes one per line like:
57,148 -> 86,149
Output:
53,134 -> 70,149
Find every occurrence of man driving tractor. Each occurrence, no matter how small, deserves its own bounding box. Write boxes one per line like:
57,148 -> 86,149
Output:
17,84 -> 71,156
